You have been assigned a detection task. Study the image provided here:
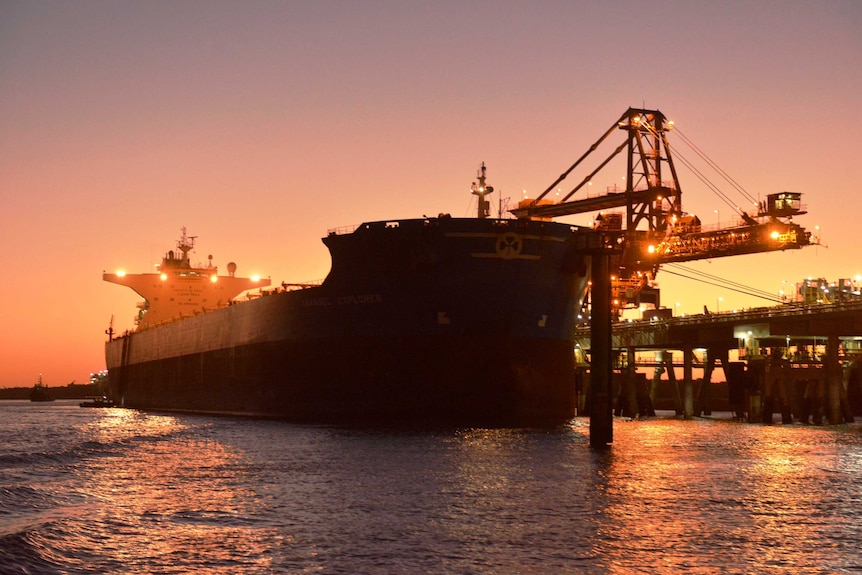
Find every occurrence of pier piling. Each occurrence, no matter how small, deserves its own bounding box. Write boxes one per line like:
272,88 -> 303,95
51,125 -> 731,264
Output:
590,251 -> 613,448
683,346 -> 694,420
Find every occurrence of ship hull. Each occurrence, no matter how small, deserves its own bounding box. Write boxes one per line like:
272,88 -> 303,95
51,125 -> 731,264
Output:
108,335 -> 575,426
106,217 -> 593,426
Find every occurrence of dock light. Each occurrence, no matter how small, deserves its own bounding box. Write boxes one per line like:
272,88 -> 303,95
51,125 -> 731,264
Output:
770,230 -> 780,240
160,273 -> 167,281
210,275 -> 218,283
116,270 -> 126,277
647,245 -> 656,254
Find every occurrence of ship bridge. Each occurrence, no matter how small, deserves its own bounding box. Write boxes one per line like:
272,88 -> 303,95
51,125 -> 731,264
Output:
104,228 -> 270,330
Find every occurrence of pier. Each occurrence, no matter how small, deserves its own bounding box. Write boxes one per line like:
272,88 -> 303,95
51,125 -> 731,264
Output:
575,300 -> 862,425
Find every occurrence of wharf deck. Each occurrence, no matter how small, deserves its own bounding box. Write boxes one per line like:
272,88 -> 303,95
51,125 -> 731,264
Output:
573,300 -> 862,424
575,300 -> 862,351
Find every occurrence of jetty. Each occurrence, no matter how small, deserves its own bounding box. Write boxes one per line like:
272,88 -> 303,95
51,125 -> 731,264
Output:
575,299 -> 862,425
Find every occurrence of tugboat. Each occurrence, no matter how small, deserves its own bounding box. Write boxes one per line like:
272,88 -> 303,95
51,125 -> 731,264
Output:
79,396 -> 115,408
29,375 -> 54,402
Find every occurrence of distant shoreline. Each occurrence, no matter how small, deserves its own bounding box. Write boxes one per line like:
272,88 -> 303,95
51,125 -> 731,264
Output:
0,383 -> 101,401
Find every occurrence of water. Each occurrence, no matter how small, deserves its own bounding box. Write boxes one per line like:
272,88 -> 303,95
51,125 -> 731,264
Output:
2,400 -> 861,574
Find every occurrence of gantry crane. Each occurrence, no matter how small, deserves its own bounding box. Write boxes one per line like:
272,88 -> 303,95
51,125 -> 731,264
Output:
510,108 -> 812,316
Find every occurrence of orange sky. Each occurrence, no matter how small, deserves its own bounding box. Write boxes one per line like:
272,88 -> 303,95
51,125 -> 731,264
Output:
1,1 -> 861,387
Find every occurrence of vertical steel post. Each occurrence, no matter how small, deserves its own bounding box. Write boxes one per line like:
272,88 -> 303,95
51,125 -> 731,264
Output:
827,334 -> 842,424
683,346 -> 694,420
590,250 -> 613,448
625,347 -> 639,417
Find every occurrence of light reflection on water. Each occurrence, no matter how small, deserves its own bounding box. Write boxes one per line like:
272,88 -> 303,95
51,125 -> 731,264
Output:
1,402 -> 861,574
581,419 -> 862,575
72,410 -> 278,574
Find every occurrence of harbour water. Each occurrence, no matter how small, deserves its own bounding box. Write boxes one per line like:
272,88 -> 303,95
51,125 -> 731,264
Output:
1,400 -> 861,574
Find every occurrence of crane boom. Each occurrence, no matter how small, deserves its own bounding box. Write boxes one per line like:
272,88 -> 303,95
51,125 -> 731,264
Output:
510,108 -> 813,315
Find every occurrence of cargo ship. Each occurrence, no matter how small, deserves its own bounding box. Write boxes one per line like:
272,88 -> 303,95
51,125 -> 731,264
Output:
104,168 -> 596,426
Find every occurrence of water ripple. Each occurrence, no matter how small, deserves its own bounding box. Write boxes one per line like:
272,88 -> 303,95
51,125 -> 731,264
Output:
1,402 -> 861,573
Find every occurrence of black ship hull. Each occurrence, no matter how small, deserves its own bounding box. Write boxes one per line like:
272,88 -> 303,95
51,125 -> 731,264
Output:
109,336 -> 575,426
106,217 -> 594,426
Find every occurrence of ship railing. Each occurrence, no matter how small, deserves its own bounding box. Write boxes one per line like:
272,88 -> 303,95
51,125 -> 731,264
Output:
239,281 -> 324,299
327,224 -> 359,236
280,280 -> 323,291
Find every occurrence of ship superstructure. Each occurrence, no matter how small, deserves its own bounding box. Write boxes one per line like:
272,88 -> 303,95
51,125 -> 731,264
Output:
103,227 -> 269,330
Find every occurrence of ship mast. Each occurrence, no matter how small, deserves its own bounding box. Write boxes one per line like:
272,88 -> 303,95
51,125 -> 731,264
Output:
471,162 -> 494,219
176,226 -> 196,267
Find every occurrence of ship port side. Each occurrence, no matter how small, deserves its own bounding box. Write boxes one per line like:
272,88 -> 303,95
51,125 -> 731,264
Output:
106,216 -> 593,427
109,333 -> 576,427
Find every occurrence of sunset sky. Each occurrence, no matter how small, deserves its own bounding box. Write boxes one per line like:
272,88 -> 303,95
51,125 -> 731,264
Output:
2,1 -> 860,387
